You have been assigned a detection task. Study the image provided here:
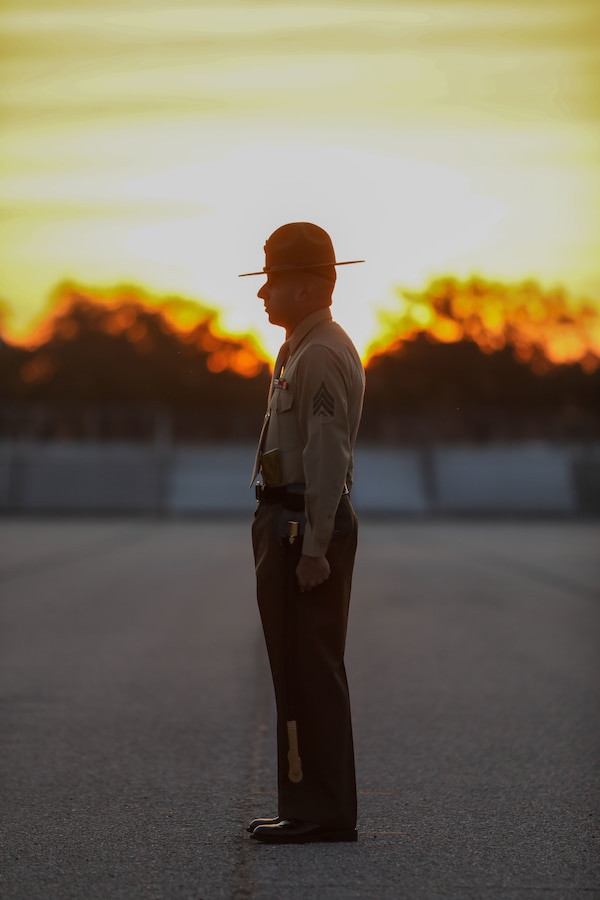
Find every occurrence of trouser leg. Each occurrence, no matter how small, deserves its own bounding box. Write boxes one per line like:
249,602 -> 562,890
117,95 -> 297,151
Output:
252,497 -> 358,830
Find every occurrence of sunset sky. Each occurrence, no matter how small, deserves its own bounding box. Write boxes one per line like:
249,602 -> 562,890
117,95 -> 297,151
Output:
1,0 -> 599,359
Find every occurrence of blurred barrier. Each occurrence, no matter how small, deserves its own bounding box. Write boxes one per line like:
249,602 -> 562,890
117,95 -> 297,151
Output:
0,441 -> 599,515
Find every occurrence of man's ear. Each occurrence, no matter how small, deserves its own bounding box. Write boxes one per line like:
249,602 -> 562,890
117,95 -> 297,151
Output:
295,276 -> 312,308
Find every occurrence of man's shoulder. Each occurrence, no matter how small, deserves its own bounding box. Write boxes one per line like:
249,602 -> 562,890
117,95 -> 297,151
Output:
299,323 -> 364,379
307,319 -> 359,354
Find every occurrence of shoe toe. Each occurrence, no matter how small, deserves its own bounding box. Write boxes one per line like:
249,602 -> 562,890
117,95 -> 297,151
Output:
247,815 -> 281,833
251,819 -> 357,844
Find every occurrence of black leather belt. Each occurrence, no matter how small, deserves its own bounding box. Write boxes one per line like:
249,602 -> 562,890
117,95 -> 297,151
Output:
255,483 -> 304,510
255,483 -> 349,510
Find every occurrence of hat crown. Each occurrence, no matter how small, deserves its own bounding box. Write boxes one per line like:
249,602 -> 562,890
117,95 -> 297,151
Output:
237,222 -> 363,276
264,222 -> 336,271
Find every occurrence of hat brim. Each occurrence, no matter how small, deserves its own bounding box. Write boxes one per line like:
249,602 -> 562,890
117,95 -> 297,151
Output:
238,260 -> 365,277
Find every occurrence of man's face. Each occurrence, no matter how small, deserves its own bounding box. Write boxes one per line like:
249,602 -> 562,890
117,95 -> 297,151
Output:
257,271 -> 303,331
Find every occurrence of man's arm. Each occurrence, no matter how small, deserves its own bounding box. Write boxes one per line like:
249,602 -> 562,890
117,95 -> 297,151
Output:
295,343 -> 352,562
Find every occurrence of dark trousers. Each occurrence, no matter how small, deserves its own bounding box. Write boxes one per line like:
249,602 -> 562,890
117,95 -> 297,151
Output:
251,494 -> 358,829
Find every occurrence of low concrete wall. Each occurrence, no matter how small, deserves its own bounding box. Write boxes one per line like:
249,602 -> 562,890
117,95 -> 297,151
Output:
352,448 -> 430,513
168,446 -> 256,514
2,444 -> 165,513
1,441 -> 599,515
433,445 -> 577,514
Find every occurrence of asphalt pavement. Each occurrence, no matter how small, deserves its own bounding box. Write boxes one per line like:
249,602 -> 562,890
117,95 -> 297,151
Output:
1,518 -> 598,899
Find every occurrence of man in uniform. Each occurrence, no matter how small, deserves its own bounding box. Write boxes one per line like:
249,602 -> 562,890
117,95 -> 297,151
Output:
240,222 -> 365,844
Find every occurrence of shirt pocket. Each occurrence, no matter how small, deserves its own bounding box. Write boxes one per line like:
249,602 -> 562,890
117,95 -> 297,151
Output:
272,387 -> 294,414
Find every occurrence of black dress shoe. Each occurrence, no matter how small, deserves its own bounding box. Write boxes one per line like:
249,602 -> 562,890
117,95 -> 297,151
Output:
246,815 -> 281,833
250,818 -> 357,844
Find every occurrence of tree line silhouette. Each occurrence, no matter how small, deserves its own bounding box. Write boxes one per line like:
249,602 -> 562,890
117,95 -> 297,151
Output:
1,278 -> 598,442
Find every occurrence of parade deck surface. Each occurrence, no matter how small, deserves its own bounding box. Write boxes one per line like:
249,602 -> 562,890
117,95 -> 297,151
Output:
1,519 -> 598,899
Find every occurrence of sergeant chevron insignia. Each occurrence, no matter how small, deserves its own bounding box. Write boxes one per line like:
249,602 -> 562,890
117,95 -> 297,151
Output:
312,381 -> 335,417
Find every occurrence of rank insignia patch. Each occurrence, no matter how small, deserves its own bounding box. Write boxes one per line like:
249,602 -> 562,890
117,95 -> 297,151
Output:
313,381 -> 335,417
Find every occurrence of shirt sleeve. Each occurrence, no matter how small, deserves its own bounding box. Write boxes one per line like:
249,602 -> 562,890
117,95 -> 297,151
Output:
295,343 -> 352,557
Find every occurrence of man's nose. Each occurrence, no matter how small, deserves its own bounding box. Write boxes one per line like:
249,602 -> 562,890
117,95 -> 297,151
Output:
257,281 -> 268,300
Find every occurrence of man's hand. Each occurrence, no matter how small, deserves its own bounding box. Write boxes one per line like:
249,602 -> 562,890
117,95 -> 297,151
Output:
295,554 -> 330,592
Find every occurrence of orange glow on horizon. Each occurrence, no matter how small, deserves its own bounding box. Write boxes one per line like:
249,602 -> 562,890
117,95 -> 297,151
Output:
9,281 -> 270,379
3,276 -> 599,380
366,277 -> 600,374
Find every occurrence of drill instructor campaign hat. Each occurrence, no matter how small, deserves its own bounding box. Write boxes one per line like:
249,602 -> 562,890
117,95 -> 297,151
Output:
238,222 -> 364,277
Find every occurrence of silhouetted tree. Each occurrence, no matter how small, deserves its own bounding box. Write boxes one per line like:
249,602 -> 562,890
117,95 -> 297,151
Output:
0,289 -> 270,409
1,277 -> 598,441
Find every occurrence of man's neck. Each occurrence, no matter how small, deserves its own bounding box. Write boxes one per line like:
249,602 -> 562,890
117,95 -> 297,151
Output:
286,307 -> 333,349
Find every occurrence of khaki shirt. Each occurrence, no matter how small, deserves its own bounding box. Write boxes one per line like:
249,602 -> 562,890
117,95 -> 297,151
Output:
260,308 -> 365,557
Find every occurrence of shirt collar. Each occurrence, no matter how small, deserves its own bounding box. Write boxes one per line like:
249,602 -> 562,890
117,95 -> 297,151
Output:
288,308 -> 332,356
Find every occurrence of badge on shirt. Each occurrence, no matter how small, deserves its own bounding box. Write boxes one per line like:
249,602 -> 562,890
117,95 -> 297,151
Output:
313,381 -> 335,416
274,378 -> 289,390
